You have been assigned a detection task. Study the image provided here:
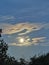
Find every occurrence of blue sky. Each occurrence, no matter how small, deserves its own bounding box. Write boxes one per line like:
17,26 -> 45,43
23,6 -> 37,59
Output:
0,0 -> 49,60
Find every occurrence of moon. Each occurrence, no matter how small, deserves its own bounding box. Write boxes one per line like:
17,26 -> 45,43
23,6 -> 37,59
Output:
19,38 -> 24,43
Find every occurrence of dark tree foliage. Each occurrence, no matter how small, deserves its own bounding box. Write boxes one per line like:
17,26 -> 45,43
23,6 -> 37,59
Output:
29,53 -> 49,65
19,58 -> 27,65
0,39 -> 8,65
0,39 -> 19,65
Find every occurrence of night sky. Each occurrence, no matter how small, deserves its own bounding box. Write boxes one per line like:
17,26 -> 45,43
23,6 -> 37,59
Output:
0,0 -> 49,60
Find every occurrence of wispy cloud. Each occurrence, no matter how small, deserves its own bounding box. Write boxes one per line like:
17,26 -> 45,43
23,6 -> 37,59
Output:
32,37 -> 46,43
0,15 -> 16,21
41,43 -> 49,46
0,22 -> 44,35
0,22 -> 48,46
9,36 -> 46,46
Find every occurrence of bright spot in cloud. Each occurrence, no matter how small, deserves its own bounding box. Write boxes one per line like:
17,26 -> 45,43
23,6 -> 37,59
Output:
19,38 -> 25,43
9,36 -> 46,46
27,38 -> 30,41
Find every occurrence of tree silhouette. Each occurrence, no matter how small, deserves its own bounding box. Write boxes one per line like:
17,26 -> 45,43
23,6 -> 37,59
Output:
0,39 -> 8,57
19,58 -> 26,65
0,29 -> 8,65
0,29 -> 19,65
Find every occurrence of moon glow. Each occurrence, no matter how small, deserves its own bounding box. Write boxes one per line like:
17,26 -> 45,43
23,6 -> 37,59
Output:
19,38 -> 24,43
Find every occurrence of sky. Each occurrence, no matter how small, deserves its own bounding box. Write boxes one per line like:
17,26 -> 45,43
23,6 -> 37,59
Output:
0,0 -> 49,60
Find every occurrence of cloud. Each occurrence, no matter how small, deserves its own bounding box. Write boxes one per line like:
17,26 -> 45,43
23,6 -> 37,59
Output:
41,43 -> 49,46
9,42 -> 31,46
0,15 -> 15,21
32,37 -> 46,43
0,22 -> 43,35
9,37 -> 46,46
0,22 -> 49,35
9,43 -> 17,46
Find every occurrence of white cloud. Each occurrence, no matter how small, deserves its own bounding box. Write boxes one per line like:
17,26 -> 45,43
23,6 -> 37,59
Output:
9,37 -> 46,46
0,22 -> 43,35
0,22 -> 48,47
32,37 -> 46,43
0,15 -> 15,21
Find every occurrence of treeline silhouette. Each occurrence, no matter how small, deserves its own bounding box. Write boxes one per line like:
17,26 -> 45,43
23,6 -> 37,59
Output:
0,38 -> 49,65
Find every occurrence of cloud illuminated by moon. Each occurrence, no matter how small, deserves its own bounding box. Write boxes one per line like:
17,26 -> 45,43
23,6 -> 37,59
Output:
9,36 -> 46,46
0,22 -> 48,47
0,22 -> 43,35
